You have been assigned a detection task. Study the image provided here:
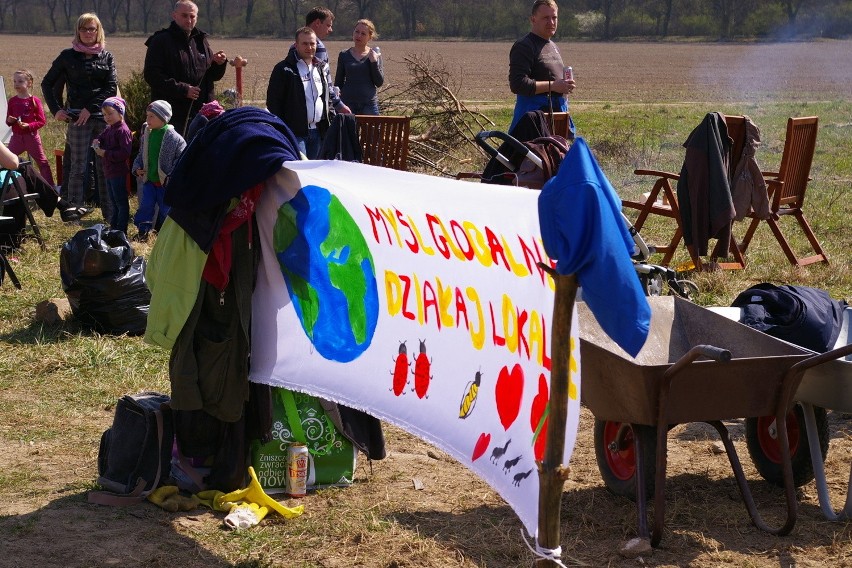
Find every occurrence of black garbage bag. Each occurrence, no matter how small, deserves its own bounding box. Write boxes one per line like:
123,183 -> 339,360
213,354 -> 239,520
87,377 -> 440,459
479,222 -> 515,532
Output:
60,224 -> 150,335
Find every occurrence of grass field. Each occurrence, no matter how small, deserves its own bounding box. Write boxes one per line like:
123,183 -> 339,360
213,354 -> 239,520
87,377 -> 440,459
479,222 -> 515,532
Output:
1,36 -> 851,567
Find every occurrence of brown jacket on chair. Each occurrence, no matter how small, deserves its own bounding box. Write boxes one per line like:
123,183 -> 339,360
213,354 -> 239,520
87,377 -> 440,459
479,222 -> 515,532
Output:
731,117 -> 770,221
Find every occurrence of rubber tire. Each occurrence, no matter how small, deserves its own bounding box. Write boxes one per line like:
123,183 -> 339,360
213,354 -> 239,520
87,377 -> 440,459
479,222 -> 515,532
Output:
594,419 -> 657,500
745,404 -> 829,488
672,279 -> 699,301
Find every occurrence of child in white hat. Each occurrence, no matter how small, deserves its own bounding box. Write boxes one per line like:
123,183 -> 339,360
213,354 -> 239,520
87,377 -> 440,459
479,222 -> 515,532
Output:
132,100 -> 186,241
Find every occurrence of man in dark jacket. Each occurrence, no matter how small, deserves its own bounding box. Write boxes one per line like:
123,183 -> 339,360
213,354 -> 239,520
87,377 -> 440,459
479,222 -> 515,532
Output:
266,28 -> 333,159
143,1 -> 228,137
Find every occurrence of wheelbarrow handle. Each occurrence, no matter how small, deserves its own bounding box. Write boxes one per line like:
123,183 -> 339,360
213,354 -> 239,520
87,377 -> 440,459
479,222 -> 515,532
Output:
694,345 -> 732,362
794,342 -> 852,373
664,344 -> 731,380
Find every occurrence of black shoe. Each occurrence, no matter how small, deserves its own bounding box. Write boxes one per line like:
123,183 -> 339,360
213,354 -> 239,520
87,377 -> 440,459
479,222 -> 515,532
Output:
76,206 -> 93,219
60,209 -> 81,223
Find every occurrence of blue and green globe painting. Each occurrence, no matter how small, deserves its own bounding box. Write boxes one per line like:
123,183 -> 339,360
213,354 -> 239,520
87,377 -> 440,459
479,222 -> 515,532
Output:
273,185 -> 379,362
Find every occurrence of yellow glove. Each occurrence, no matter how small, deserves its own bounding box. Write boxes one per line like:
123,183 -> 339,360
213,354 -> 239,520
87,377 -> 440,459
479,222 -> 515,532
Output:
147,486 -> 199,512
196,489 -> 230,512
217,466 -> 303,520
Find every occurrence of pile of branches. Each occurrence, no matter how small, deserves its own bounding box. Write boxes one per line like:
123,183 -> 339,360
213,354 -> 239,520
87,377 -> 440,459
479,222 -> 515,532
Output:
380,53 -> 494,176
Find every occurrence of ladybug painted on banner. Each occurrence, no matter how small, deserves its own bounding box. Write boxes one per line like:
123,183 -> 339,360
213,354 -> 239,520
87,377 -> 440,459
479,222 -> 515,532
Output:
391,341 -> 409,396
413,339 -> 432,399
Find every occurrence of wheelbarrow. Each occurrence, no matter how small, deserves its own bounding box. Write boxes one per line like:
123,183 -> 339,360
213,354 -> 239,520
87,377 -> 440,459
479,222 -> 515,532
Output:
709,305 -> 852,520
578,295 -> 844,546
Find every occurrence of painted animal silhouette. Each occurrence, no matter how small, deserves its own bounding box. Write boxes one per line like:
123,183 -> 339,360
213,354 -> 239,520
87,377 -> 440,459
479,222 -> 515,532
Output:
490,439 -> 511,464
503,455 -> 522,474
512,469 -> 534,486
390,341 -> 409,396
412,339 -> 432,399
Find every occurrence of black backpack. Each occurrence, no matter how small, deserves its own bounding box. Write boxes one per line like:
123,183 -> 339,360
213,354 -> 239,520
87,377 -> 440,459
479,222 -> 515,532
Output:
88,392 -> 174,506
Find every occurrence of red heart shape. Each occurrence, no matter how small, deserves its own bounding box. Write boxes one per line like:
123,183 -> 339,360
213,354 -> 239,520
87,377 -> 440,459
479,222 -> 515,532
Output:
530,373 -> 549,461
471,432 -> 491,462
495,364 -> 524,431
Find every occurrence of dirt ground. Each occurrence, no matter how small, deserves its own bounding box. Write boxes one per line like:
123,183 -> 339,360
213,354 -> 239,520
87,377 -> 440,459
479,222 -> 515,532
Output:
2,36 -> 852,568
3,36 -> 852,105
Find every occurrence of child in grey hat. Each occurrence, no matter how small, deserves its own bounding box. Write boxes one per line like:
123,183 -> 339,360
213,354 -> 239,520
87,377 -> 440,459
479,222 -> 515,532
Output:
132,100 -> 186,241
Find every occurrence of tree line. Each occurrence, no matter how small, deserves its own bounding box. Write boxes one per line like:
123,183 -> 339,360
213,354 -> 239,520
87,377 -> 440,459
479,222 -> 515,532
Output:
1,0 -> 850,40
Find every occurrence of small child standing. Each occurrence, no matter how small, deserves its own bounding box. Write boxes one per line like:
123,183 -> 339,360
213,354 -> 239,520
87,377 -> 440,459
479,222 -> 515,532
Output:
93,96 -> 133,234
6,69 -> 54,185
132,100 -> 186,241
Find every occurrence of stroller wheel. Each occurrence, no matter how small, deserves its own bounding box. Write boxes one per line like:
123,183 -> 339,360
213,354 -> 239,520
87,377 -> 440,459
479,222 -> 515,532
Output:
670,279 -> 699,301
640,272 -> 665,297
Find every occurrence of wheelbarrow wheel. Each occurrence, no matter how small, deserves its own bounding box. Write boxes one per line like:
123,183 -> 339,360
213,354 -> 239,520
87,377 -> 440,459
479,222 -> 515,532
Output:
594,419 -> 657,500
745,404 -> 829,488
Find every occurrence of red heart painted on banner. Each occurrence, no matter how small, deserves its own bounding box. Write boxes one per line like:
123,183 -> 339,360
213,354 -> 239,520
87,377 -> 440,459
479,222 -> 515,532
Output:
471,432 -> 491,462
495,364 -> 524,431
530,373 -> 549,461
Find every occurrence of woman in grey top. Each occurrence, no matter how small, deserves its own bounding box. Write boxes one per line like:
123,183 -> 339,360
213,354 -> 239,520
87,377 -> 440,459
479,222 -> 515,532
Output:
334,19 -> 384,115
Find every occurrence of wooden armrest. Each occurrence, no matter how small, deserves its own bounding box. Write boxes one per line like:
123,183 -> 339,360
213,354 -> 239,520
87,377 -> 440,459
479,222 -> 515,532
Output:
634,168 -> 680,180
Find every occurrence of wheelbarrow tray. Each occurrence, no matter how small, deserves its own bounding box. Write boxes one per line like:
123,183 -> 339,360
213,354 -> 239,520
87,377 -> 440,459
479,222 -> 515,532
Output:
580,296 -> 810,426
709,306 -> 852,413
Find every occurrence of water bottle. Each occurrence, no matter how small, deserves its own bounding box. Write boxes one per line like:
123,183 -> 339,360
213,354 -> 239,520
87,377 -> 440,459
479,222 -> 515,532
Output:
372,46 -> 381,55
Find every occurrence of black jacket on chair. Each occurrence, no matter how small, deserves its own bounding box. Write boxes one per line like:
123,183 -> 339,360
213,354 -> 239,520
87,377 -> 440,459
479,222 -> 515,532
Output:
319,114 -> 363,161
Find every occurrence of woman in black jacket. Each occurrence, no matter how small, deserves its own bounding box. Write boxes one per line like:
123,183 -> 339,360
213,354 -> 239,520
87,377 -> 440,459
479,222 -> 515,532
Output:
41,13 -> 117,217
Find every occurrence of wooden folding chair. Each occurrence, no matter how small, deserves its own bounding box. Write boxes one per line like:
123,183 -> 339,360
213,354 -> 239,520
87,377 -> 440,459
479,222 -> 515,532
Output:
736,116 -> 828,267
355,115 -> 410,171
623,114 -> 746,270
545,112 -> 573,140
0,162 -> 46,251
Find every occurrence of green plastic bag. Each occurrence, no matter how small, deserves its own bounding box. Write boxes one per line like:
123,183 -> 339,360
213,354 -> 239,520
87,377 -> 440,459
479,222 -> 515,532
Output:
250,388 -> 356,493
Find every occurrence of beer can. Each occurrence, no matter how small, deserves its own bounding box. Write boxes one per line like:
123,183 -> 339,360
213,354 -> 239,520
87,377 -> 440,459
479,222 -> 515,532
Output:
564,66 -> 573,81
286,443 -> 309,497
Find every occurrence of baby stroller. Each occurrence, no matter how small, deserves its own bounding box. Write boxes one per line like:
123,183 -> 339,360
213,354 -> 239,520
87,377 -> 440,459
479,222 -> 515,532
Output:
461,128 -> 697,300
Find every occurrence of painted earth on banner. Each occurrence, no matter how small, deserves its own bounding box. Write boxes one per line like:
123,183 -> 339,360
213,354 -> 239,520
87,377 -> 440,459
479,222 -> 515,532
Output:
249,160 -> 581,535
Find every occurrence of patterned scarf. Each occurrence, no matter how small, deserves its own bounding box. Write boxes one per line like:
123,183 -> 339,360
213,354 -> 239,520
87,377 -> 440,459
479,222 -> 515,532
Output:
71,40 -> 103,55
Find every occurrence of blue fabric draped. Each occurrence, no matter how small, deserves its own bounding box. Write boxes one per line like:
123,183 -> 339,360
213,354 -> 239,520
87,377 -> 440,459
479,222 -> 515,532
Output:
538,137 -> 650,357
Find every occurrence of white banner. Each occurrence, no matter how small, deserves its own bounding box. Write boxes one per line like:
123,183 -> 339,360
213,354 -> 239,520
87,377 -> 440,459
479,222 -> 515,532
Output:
250,161 -> 581,535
